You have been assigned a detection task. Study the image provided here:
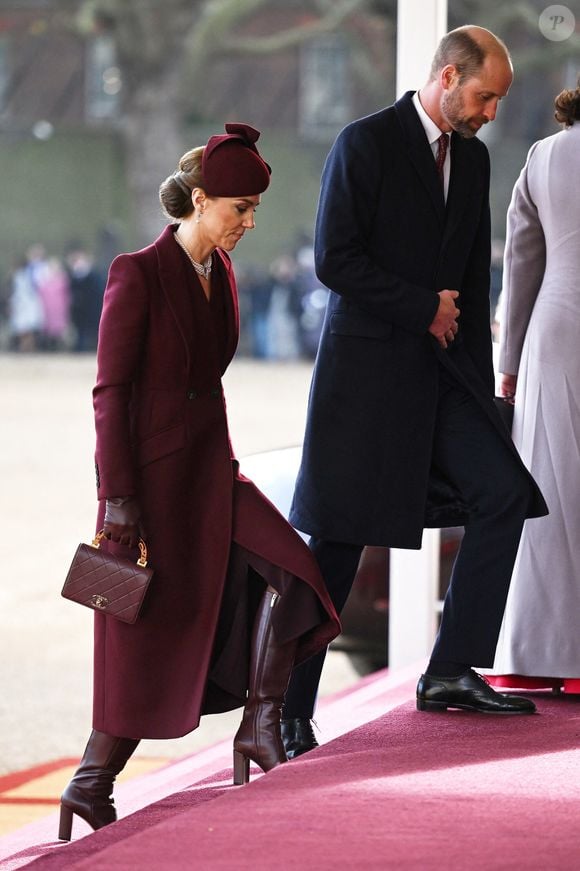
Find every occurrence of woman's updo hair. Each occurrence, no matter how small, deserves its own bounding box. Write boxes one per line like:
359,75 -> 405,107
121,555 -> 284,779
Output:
554,79 -> 580,127
159,146 -> 204,219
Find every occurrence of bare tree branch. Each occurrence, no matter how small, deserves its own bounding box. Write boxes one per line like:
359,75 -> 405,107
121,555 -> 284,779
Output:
218,0 -> 367,55
188,0 -> 273,56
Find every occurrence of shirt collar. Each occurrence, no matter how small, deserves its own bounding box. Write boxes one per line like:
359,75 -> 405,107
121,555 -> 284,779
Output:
412,90 -> 446,147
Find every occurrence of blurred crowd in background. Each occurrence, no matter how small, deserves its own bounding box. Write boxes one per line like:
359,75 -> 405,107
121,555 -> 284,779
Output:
0,230 -> 505,358
236,234 -> 329,360
0,232 -> 330,360
1,241 -> 105,354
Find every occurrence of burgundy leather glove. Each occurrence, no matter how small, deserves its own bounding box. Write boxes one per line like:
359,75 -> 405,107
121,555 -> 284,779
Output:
103,497 -> 142,548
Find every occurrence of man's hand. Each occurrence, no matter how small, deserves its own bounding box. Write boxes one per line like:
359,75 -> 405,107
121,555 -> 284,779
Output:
103,497 -> 143,548
428,289 -> 460,349
500,373 -> 517,405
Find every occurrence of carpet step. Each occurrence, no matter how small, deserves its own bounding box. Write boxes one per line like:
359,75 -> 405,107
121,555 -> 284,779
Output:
0,665 -> 419,869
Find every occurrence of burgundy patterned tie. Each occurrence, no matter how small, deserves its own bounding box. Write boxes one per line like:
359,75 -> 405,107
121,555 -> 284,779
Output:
435,133 -> 448,186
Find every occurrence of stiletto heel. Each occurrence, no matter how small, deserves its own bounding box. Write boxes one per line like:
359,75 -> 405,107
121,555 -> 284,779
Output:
58,803 -> 73,841
233,750 -> 250,785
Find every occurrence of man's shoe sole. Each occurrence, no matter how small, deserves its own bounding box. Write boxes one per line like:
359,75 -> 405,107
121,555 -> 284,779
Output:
416,698 -> 536,714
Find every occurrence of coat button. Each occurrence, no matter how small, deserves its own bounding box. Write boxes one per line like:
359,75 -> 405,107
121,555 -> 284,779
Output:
210,388 -> 220,399
187,390 -> 197,400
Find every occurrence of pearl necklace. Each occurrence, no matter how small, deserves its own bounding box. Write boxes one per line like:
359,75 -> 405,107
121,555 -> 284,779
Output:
174,232 -> 212,279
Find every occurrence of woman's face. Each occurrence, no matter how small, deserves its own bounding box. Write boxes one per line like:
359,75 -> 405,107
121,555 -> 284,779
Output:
200,194 -> 261,251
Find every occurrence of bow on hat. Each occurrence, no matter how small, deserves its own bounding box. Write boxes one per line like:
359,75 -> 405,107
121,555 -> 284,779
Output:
201,122 -> 271,197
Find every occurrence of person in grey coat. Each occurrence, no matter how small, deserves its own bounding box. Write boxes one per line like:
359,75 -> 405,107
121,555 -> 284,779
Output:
281,26 -> 549,759
490,81 -> 580,693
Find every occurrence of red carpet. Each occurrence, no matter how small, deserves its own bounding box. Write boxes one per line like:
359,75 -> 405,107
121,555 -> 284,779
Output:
3,674 -> 580,870
0,665 -> 414,868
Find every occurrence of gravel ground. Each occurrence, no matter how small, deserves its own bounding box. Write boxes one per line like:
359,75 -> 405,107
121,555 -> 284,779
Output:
0,354 -> 358,774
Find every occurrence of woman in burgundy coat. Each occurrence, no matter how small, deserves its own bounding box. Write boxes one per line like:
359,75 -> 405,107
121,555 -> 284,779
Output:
59,124 -> 340,840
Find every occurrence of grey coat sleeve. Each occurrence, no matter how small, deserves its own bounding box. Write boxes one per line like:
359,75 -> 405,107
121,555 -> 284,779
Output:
498,142 -> 547,376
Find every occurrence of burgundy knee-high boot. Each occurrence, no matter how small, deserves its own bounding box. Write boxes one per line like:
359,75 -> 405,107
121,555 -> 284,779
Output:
58,729 -> 140,840
233,588 -> 298,784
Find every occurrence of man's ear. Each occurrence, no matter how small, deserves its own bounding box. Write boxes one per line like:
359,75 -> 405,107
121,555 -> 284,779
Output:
440,64 -> 458,91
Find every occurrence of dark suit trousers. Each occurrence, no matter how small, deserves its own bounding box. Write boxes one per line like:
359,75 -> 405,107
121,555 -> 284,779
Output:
282,364 -> 535,720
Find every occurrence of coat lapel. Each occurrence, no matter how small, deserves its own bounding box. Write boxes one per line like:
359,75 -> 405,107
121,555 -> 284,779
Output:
214,248 -> 240,372
395,93 -> 478,250
154,224 -> 195,372
441,132 -> 476,248
154,225 -> 239,376
394,92 -> 446,223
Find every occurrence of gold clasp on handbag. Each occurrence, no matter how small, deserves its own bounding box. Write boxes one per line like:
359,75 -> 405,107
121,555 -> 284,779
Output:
91,530 -> 149,567
90,594 -> 109,609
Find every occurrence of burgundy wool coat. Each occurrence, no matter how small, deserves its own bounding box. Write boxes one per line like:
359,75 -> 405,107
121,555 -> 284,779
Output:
91,224 -> 340,740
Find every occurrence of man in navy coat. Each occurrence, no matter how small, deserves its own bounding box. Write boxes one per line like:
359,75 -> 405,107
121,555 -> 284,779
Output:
282,25 -> 548,757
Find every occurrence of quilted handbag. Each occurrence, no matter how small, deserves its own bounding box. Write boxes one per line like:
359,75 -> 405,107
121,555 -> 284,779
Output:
61,530 -> 154,623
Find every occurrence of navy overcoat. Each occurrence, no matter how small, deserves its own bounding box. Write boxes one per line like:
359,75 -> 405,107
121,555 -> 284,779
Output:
290,92 -> 546,549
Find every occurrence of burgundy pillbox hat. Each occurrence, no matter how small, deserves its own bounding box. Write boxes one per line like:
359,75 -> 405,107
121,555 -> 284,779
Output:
201,122 -> 271,197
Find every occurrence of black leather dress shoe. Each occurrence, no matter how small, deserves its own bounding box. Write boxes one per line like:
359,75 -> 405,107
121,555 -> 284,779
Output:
416,669 -> 536,714
281,718 -> 319,759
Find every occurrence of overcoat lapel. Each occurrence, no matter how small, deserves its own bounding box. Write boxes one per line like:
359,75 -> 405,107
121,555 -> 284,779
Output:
395,93 -> 478,259
394,92 -> 446,223
153,226 -> 239,377
441,133 -> 476,249
154,224 -> 194,373
215,249 -> 240,373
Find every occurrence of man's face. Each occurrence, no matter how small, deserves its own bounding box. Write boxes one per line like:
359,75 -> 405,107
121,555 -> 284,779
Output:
441,56 -> 513,139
